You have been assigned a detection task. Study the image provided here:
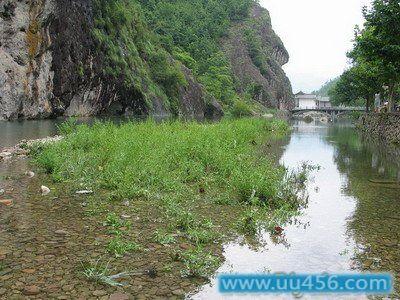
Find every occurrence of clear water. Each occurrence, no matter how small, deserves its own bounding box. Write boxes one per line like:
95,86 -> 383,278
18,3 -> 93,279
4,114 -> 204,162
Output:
193,120 -> 400,299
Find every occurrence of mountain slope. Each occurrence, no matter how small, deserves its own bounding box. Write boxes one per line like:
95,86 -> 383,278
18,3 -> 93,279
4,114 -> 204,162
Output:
0,0 -> 293,120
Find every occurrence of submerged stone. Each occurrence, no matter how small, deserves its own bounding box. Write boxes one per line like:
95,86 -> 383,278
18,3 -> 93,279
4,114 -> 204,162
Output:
40,186 -> 51,196
0,199 -> 13,206
22,285 -> 40,295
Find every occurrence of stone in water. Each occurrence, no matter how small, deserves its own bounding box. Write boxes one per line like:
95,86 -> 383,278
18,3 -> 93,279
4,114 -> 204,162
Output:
41,186 -> 51,195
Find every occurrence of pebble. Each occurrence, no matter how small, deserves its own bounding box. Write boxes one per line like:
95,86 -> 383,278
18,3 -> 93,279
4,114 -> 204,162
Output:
0,199 -> 13,206
55,230 -> 69,236
93,290 -> 107,296
0,188 -> 4,195
172,289 -> 184,296
109,292 -> 131,300
25,171 -> 35,178
22,269 -> 36,274
76,190 -> 93,195
40,186 -> 51,196
0,151 -> 12,158
23,285 -> 40,295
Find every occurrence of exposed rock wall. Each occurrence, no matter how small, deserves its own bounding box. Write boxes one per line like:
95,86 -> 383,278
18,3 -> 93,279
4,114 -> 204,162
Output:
222,4 -> 294,110
0,0 -> 55,120
359,113 -> 400,145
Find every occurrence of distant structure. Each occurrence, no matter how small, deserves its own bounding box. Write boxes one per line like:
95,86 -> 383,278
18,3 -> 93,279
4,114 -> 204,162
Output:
294,92 -> 332,109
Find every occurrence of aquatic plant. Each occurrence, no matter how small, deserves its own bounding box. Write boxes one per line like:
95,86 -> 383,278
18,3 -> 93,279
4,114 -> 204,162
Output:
154,229 -> 176,245
103,212 -> 131,236
0,262 -> 5,272
81,260 -> 131,287
33,119 -> 289,207
236,207 -> 260,235
176,247 -> 221,278
107,237 -> 141,258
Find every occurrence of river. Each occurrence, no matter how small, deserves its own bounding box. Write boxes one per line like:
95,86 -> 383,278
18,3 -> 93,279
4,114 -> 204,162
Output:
0,119 -> 399,299
193,120 -> 400,299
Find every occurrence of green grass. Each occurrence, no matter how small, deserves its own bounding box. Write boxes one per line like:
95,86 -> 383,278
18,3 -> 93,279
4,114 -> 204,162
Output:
107,237 -> 141,258
33,118 -> 288,205
103,212 -> 131,236
175,247 -> 221,278
81,260 -> 131,286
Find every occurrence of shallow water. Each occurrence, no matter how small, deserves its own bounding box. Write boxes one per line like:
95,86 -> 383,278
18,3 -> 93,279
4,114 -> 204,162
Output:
193,120 -> 400,299
1,119 -> 400,299
0,119 -> 62,148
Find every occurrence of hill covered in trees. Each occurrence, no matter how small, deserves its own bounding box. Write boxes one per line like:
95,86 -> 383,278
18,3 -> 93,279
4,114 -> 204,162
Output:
0,0 -> 294,120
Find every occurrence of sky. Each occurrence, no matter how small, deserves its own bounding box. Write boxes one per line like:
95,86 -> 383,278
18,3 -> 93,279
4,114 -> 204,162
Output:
260,0 -> 371,93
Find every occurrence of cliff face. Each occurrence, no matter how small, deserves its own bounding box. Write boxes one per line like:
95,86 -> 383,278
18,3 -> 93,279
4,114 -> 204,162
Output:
222,4 -> 294,109
0,0 -> 222,121
0,1 -> 291,121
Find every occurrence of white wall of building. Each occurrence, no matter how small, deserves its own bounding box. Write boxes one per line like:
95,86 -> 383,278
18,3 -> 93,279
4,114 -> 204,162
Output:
298,98 -> 317,109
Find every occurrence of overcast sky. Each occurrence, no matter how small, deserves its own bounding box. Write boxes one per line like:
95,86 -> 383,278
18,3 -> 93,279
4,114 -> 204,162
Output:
260,0 -> 370,93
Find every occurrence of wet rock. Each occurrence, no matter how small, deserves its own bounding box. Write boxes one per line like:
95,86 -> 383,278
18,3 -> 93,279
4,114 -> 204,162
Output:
25,171 -> 35,178
364,259 -> 373,268
262,113 -> 274,119
0,188 -> 4,195
172,289 -> 185,296
121,214 -> 131,219
93,290 -> 107,296
55,230 -> 69,236
0,199 -> 13,206
109,292 -> 131,300
0,151 -> 12,159
23,285 -> 40,295
0,288 -> 6,296
180,243 -> 191,250
22,269 -> 36,274
41,186 -> 51,196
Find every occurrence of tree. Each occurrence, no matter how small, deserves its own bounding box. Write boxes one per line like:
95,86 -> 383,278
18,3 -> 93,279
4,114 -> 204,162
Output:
349,0 -> 400,111
329,62 -> 382,112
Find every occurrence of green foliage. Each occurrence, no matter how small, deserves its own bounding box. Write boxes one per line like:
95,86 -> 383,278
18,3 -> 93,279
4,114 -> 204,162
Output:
57,118 -> 78,135
229,99 -> 254,118
236,207 -> 260,235
176,247 -> 221,278
92,0 -> 186,112
243,27 -> 268,75
33,119 -> 289,207
107,237 -> 141,258
81,260 -> 131,286
154,229 -> 176,245
137,0 -> 254,104
103,212 -> 130,236
329,63 -> 381,110
340,0 -> 400,110
313,78 -> 339,97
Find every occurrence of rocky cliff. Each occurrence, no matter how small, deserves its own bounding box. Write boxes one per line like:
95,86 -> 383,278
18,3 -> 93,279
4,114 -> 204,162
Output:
222,4 -> 293,109
0,1 -> 291,121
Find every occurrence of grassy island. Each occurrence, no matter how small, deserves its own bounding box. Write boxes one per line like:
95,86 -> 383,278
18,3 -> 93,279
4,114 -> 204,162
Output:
31,118 -> 310,282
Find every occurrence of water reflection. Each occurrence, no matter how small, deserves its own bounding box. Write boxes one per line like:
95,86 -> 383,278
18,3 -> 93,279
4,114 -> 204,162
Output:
193,120 -> 400,299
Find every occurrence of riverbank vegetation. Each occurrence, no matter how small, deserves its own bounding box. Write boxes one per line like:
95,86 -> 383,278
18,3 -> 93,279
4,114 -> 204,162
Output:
328,0 -> 400,112
30,118 -> 311,281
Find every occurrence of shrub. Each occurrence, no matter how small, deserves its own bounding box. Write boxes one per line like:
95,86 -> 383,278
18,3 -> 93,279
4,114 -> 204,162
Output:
230,99 -> 254,118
